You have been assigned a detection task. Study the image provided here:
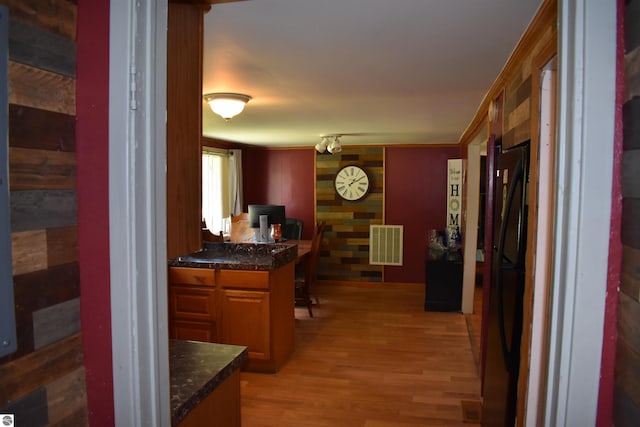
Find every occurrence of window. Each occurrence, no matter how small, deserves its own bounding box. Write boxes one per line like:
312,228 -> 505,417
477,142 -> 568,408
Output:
202,148 -> 230,234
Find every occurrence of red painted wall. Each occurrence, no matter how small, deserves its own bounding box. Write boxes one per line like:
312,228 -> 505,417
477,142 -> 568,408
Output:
243,149 -> 316,239
76,0 -> 114,424
245,146 -> 459,282
384,146 -> 461,283
596,1 -> 624,424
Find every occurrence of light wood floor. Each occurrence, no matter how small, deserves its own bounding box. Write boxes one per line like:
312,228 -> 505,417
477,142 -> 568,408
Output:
240,283 -> 481,426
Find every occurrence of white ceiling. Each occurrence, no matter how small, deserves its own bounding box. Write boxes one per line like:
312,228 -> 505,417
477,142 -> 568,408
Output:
202,0 -> 542,148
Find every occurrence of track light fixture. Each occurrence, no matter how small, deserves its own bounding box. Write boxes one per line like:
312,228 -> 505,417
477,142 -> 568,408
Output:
316,135 -> 342,154
315,137 -> 329,153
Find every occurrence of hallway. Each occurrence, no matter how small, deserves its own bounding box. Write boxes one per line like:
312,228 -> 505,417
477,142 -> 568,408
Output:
240,283 -> 481,426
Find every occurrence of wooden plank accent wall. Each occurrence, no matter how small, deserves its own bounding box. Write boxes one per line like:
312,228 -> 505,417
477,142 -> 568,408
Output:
316,146 -> 384,282
0,1 -> 87,425
614,0 -> 640,423
501,17 -> 556,150
459,0 -> 557,149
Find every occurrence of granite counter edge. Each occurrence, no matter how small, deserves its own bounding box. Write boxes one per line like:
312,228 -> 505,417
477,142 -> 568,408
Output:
170,342 -> 248,426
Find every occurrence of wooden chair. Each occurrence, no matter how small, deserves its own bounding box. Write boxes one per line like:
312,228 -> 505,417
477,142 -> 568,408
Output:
230,213 -> 253,242
295,222 -> 325,317
202,228 -> 224,243
283,218 -> 303,241
201,219 -> 224,242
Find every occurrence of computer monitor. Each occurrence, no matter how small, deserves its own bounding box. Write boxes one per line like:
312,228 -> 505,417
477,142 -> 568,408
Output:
248,204 -> 286,228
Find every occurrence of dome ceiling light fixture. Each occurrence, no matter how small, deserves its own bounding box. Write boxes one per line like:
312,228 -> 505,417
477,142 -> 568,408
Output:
204,92 -> 252,121
316,135 -> 342,154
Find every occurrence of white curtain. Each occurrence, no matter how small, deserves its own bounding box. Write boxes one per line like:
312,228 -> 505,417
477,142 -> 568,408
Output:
202,149 -> 230,233
228,149 -> 243,215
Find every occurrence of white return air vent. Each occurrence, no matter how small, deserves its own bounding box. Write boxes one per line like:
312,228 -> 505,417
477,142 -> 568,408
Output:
369,225 -> 403,266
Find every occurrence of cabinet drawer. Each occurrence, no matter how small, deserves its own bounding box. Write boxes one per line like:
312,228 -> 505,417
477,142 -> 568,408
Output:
170,319 -> 217,343
170,287 -> 216,321
169,267 -> 215,287
217,269 -> 269,290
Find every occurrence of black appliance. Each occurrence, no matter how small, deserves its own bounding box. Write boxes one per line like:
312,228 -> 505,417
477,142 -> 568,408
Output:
482,142 -> 529,426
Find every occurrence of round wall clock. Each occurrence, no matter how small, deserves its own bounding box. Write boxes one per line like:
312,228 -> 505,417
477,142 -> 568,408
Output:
334,165 -> 370,201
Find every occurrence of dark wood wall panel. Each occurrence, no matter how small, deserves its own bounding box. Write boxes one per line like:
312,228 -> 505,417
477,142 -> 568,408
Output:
33,297 -> 80,350
11,226 -> 77,275
621,245 -> 640,298
8,61 -> 75,115
0,333 -> 83,406
9,147 -> 76,190
614,383 -> 640,427
10,189 -> 77,232
46,366 -> 88,425
623,150 -> 640,198
2,0 -> 77,40
4,263 -> 80,361
0,387 -> 48,426
615,2 -> 640,424
615,338 -> 640,417
9,17 -> 76,77
627,0 -> 640,52
618,292 -> 640,355
622,198 -> 640,249
9,105 -> 76,151
47,225 -> 78,266
623,97 -> 640,150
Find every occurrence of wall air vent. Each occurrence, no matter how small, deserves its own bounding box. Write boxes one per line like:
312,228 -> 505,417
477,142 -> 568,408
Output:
369,225 -> 403,266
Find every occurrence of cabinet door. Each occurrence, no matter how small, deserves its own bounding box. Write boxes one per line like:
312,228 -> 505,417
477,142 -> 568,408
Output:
220,290 -> 270,360
170,319 -> 217,342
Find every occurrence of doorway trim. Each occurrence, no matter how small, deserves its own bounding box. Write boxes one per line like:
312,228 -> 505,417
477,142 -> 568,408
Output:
462,139 -> 483,314
544,0 -> 617,425
109,0 -> 170,425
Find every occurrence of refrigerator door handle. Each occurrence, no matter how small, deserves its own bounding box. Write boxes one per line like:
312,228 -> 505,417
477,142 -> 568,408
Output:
496,158 -> 524,373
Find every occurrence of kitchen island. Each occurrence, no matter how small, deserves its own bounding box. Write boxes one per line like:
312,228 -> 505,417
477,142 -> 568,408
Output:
170,340 -> 247,426
168,242 -> 298,373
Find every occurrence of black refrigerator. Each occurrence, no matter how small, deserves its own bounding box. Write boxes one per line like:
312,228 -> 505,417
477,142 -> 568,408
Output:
482,142 -> 529,427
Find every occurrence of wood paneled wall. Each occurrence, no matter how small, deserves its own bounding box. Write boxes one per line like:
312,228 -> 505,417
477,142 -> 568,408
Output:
0,1 -> 87,425
614,0 -> 640,423
316,146 -> 384,282
167,3 -> 206,259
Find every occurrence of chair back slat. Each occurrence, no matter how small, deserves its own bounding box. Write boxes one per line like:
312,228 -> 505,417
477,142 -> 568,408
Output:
305,222 -> 325,284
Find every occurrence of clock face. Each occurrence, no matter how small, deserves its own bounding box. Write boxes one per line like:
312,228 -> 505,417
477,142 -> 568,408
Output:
334,165 -> 370,201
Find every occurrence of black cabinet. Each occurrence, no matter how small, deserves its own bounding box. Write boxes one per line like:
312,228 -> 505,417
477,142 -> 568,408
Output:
424,249 -> 463,312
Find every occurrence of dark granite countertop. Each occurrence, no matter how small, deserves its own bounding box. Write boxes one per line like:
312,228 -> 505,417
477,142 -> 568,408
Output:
168,241 -> 298,271
170,340 -> 248,426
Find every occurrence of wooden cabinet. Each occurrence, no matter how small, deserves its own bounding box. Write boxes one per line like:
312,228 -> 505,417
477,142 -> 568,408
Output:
169,262 -> 295,372
169,267 -> 219,341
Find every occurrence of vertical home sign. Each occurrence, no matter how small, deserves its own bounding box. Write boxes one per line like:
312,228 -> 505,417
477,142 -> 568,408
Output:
447,159 -> 463,239
0,5 -> 17,358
